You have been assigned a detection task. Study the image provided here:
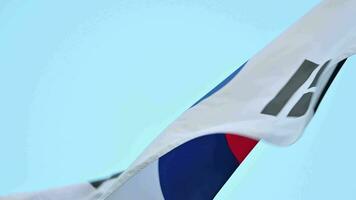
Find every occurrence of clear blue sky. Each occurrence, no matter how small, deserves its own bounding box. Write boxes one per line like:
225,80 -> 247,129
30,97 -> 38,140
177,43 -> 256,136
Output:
1,0 -> 356,199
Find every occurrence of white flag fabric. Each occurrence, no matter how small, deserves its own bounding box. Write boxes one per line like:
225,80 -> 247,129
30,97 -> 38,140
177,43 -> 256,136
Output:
2,0 -> 356,199
0,174 -> 120,200
99,0 -> 356,199
0,184 -> 96,200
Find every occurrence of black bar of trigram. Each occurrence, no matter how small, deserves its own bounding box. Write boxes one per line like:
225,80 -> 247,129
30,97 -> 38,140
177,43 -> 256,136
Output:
262,59 -> 319,116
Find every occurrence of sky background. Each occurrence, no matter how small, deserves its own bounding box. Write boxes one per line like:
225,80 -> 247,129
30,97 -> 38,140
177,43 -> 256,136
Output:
1,0 -> 356,199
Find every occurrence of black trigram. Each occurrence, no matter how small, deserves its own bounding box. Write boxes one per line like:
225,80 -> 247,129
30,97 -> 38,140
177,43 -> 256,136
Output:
90,171 -> 123,189
261,59 -> 346,117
